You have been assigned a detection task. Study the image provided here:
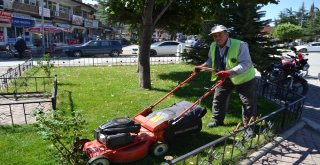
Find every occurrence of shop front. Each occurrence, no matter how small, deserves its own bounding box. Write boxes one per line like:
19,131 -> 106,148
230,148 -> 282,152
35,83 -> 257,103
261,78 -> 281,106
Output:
55,22 -> 72,43
0,10 -> 12,46
8,15 -> 34,46
70,15 -> 85,44
84,19 -> 99,41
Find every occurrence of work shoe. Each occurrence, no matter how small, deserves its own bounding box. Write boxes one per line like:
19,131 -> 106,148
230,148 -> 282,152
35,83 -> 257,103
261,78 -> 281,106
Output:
207,122 -> 224,128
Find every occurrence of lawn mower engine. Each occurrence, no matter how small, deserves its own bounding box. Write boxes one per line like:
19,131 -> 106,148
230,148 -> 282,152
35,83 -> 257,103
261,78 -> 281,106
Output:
94,117 -> 141,149
143,101 -> 207,142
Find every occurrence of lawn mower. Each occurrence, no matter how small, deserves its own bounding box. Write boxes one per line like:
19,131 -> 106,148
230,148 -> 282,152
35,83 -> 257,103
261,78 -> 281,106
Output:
73,67 -> 225,165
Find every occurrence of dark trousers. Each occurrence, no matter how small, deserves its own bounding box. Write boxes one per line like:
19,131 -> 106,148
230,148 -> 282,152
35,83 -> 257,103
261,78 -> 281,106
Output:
212,78 -> 257,124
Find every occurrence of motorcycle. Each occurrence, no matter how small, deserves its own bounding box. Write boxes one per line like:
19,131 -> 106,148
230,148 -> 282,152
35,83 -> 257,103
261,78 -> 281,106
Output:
261,52 -> 309,98
282,52 -> 309,77
4,44 -> 32,59
0,45 -> 17,57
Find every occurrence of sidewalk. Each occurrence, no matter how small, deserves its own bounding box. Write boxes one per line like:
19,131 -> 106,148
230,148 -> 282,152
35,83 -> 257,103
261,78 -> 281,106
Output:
243,74 -> 320,165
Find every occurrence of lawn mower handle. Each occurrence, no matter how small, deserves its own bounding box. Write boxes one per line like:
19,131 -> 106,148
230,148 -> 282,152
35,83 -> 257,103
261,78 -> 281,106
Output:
171,76 -> 226,125
136,68 -> 216,116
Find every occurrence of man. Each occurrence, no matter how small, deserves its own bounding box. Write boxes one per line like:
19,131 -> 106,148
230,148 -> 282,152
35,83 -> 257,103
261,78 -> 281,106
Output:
196,25 -> 257,128
14,36 -> 27,59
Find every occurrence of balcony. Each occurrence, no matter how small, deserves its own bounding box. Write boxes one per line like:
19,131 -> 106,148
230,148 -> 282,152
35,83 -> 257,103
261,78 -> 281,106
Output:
12,1 -> 38,15
51,10 -> 70,21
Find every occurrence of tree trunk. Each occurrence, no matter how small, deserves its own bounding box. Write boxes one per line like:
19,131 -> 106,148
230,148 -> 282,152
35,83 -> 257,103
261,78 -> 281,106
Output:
139,0 -> 154,89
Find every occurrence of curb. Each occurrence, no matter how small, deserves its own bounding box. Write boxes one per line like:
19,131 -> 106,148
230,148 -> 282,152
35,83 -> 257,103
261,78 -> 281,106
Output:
239,121 -> 305,165
302,117 -> 320,133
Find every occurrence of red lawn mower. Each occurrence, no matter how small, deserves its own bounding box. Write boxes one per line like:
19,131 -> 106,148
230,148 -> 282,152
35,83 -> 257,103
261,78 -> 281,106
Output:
73,67 -> 225,165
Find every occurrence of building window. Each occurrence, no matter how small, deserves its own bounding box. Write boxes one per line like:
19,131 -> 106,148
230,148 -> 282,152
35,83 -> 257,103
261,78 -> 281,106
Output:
0,0 -> 3,9
24,0 -> 29,4
36,0 -> 47,8
30,0 -> 36,6
48,1 -> 56,11
59,4 -> 70,15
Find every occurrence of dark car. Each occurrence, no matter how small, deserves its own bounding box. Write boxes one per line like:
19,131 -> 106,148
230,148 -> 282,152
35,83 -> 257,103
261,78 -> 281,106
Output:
64,40 -> 122,57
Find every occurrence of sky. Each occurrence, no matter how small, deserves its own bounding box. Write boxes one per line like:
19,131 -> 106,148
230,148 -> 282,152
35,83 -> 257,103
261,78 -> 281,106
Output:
261,0 -> 315,24
82,0 -> 97,5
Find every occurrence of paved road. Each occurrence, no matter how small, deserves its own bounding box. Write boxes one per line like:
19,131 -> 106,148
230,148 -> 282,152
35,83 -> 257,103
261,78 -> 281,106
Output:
0,59 -> 26,75
254,52 -> 320,165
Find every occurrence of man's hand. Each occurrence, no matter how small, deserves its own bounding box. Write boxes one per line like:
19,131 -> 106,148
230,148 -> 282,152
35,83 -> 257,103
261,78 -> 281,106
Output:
194,66 -> 202,73
216,70 -> 230,78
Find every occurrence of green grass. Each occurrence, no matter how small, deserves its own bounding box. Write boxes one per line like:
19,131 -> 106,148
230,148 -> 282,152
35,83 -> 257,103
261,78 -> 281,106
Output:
0,64 -> 278,165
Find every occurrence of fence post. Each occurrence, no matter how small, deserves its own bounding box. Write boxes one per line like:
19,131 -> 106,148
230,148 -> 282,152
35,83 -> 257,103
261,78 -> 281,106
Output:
51,75 -> 58,110
280,102 -> 289,131
51,97 -> 56,110
18,64 -> 21,76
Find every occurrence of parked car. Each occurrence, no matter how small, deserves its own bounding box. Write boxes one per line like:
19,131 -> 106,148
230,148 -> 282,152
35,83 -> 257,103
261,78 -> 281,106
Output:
121,41 -> 184,56
122,44 -> 139,55
185,35 -> 198,47
295,42 -> 320,52
64,40 -> 122,57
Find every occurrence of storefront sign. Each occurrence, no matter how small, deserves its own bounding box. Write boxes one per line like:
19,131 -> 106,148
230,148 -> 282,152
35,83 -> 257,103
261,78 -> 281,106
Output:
35,20 -> 52,26
92,20 -> 98,28
84,19 -> 93,28
0,11 -> 12,27
7,38 -> 17,44
38,7 -> 51,17
72,15 -> 83,26
56,23 -> 71,29
12,17 -> 33,27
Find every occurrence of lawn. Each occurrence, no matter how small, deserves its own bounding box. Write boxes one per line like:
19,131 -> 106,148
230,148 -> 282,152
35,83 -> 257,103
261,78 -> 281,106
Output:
0,64 -> 277,165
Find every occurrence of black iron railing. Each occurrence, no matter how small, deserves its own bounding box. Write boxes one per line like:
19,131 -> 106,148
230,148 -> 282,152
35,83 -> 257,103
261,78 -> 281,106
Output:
0,75 -> 57,125
0,76 -> 54,95
164,78 -> 305,165
0,60 -> 33,89
48,56 -> 183,67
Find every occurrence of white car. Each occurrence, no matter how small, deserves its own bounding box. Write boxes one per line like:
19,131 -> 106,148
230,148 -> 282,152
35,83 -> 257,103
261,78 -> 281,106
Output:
185,35 -> 197,47
121,41 -> 184,56
295,42 -> 320,52
122,44 -> 139,55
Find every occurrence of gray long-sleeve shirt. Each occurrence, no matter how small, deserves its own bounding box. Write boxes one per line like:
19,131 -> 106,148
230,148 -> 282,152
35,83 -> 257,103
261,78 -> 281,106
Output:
204,38 -> 253,76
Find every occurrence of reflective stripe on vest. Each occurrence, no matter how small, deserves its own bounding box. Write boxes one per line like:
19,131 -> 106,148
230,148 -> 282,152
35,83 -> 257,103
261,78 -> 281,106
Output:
211,38 -> 255,85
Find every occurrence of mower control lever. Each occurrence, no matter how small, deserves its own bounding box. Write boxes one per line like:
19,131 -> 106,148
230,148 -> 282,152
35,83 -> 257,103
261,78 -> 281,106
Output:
194,66 -> 215,73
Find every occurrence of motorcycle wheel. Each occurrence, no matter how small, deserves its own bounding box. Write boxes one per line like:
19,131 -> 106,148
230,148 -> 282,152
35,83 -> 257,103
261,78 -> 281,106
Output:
298,70 -> 308,77
280,77 -> 308,100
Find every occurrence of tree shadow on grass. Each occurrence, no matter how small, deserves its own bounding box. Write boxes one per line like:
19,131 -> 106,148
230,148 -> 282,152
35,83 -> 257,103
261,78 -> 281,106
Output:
153,71 -> 277,124
124,131 -> 232,165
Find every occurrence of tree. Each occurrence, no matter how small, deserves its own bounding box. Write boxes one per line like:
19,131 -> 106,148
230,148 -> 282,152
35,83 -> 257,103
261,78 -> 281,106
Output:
98,0 -> 279,88
295,2 -> 309,27
275,8 -> 299,25
272,23 -> 304,40
98,0 -> 206,89
187,0 -> 276,70
305,7 -> 320,41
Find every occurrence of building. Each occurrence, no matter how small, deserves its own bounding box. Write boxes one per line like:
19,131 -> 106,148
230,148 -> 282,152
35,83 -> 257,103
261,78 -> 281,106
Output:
0,0 -> 105,47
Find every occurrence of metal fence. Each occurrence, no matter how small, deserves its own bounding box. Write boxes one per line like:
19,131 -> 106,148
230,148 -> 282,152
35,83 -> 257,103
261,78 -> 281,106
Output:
48,56 -> 183,67
164,78 -> 305,165
0,75 -> 57,125
0,59 -> 33,86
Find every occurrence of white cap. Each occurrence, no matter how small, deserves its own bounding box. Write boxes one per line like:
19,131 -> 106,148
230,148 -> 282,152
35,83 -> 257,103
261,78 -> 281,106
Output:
209,25 -> 228,35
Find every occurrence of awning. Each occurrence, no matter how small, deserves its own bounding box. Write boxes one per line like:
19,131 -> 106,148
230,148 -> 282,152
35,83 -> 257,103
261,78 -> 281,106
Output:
71,25 -> 86,32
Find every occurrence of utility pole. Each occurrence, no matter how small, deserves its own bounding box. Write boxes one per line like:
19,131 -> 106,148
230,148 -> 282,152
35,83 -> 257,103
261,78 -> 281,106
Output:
41,0 -> 45,56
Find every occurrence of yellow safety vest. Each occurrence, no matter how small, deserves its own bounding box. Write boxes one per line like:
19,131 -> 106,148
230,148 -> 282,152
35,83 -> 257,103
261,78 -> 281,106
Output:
211,38 -> 255,85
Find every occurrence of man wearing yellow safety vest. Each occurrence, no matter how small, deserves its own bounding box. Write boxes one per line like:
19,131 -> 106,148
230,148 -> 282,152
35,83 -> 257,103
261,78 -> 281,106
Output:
195,25 -> 257,128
